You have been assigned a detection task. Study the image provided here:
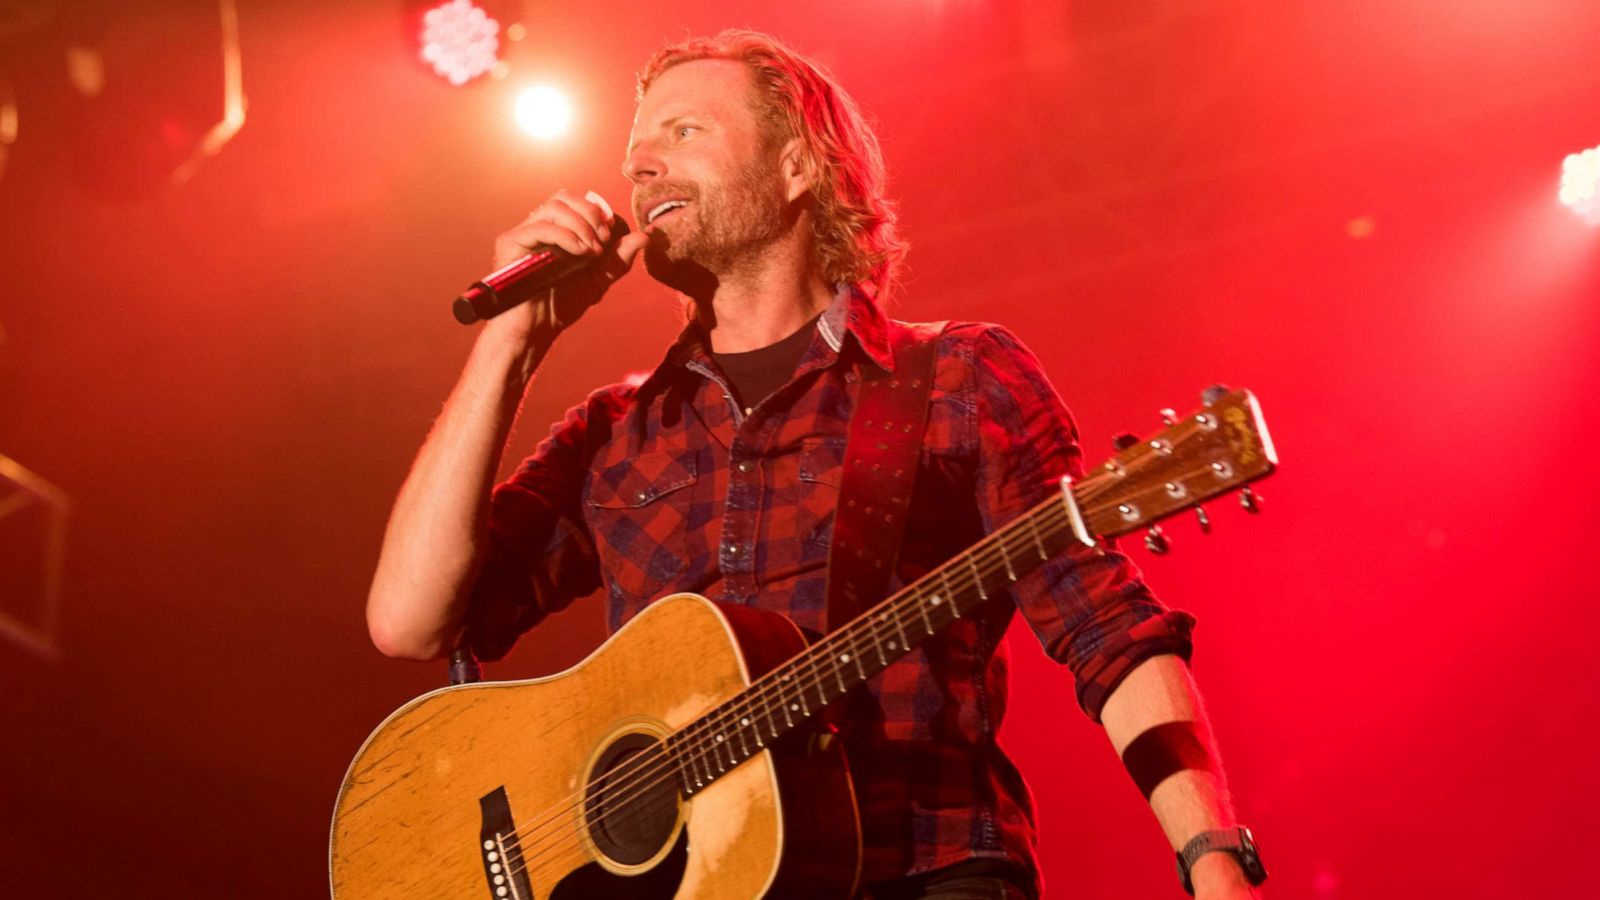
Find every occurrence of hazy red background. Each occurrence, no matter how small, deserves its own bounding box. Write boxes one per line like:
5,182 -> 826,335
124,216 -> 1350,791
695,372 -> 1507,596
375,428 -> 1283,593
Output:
3,1 -> 1597,897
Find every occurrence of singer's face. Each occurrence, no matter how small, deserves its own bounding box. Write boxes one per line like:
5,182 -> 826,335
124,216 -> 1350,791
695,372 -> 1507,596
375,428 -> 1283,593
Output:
624,60 -> 791,283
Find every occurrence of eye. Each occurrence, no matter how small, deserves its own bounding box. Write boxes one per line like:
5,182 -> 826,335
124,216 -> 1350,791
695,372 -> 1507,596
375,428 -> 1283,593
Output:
676,124 -> 699,139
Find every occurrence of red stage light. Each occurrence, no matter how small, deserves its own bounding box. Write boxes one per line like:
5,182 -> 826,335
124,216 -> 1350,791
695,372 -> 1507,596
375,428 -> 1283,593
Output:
1558,145 -> 1600,225
419,0 -> 500,86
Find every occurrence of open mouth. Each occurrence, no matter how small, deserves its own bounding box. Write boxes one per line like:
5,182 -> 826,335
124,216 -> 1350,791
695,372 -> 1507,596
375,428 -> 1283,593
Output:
645,199 -> 690,227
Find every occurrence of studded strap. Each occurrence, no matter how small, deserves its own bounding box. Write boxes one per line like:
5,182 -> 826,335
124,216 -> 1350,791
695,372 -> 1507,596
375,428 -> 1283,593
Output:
822,320 -> 948,635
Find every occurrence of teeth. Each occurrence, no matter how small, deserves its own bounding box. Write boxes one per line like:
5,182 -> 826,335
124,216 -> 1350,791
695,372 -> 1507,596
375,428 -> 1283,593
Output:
647,200 -> 688,224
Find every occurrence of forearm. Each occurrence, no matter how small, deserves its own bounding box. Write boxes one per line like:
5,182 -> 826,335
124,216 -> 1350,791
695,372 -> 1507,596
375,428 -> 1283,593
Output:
366,325 -> 554,660
1100,654 -> 1259,897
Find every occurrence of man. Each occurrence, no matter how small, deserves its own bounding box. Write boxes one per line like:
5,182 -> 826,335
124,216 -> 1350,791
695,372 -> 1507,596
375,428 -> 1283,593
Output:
367,29 -> 1265,900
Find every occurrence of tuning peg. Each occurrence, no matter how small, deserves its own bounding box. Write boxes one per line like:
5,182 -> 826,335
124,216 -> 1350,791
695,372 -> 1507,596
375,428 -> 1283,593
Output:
1201,384 -> 1231,406
1113,432 -> 1140,452
1195,505 -> 1211,534
1239,487 -> 1261,514
1160,408 -> 1178,426
1144,525 -> 1170,554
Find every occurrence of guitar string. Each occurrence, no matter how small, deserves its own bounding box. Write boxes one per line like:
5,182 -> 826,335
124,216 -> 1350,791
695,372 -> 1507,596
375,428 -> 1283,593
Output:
494,454 -> 1215,883
489,442 -> 1210,881
492,483 -> 1196,883
495,467 -> 1222,886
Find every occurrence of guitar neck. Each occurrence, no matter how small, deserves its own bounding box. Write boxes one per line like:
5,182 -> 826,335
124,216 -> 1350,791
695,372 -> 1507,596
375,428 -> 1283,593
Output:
665,486 -> 1084,796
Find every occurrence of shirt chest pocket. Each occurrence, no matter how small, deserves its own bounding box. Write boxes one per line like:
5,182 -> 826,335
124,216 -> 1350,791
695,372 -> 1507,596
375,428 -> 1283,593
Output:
781,436 -> 846,552
586,451 -> 699,601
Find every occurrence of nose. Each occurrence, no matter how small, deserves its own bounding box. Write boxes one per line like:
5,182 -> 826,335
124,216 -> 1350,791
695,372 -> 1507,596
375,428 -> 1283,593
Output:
622,139 -> 663,185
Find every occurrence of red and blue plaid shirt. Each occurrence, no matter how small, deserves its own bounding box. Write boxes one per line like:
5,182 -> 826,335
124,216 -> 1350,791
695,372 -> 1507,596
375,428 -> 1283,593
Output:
467,288 -> 1195,890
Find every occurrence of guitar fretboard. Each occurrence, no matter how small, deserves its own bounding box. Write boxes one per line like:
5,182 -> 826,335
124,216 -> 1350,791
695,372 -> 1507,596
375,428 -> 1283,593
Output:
663,486 -> 1087,796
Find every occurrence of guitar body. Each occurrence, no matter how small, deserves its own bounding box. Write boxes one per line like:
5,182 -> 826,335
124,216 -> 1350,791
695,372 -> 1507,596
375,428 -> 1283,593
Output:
329,593 -> 862,900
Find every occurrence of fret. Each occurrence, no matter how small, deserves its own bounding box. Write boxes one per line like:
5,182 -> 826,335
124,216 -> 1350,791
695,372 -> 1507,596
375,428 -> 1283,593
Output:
998,536 -> 1017,581
847,644 -> 867,680
916,592 -> 935,634
669,736 -> 687,789
966,553 -> 987,600
675,733 -> 696,787
889,609 -> 909,650
684,744 -> 703,789
738,717 -> 754,753
670,747 -> 690,793
780,680 -> 796,727
873,631 -> 888,666
940,570 -> 961,618
832,659 -> 848,694
1027,516 -> 1048,560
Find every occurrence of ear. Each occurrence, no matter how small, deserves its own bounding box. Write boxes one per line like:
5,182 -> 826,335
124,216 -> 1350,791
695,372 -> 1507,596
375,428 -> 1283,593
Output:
778,138 -> 815,203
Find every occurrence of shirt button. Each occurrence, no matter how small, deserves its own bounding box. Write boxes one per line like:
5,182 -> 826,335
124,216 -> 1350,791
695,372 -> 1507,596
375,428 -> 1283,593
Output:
736,460 -> 754,474
725,543 -> 743,557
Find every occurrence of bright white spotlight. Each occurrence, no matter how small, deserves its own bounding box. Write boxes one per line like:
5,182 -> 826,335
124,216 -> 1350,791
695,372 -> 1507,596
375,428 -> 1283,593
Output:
420,0 -> 499,86
515,86 -> 573,140
1558,145 -> 1600,225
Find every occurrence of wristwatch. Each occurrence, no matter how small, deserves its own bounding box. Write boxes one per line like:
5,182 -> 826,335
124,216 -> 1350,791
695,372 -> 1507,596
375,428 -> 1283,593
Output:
1176,826 -> 1268,895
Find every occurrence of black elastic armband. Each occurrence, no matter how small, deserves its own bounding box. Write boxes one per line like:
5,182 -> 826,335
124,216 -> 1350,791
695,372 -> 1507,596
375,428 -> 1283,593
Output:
1120,720 -> 1214,800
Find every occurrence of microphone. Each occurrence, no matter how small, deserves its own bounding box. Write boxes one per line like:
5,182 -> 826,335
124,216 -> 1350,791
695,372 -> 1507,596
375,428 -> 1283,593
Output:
452,217 -> 633,325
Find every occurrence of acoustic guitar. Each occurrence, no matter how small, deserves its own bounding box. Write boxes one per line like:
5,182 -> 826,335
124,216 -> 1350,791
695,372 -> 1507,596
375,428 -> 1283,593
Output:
329,386 -> 1277,900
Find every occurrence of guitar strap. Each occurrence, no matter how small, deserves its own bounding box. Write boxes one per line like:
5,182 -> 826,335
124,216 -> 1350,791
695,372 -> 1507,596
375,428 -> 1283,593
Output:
823,320 -> 948,635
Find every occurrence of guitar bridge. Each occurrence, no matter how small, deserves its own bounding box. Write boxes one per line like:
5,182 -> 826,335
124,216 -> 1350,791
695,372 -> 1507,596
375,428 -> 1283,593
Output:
480,786 -> 533,899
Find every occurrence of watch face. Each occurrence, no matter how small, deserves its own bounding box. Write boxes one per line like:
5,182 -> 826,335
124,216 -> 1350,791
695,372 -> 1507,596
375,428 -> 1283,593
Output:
1237,828 -> 1268,884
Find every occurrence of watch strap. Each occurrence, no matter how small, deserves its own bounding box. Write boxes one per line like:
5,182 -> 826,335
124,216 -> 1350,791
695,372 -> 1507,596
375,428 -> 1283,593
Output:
1176,826 -> 1267,895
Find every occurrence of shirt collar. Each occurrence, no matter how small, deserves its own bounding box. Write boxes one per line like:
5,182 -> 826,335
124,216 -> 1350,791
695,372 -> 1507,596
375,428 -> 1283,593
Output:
636,283 -> 895,396
817,283 -> 896,373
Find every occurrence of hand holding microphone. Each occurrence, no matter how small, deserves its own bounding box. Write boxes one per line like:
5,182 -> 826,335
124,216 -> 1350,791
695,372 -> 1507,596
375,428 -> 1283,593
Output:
456,189 -> 649,336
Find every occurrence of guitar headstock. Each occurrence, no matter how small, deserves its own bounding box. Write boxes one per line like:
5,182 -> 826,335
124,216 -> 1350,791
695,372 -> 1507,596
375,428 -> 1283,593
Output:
1075,386 -> 1278,543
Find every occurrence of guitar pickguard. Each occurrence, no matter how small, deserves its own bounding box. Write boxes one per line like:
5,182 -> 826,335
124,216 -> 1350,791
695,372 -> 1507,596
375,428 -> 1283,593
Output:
549,830 -> 689,900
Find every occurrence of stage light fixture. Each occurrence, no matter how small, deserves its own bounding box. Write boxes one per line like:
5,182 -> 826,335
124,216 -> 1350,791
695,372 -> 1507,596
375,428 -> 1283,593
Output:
420,0 -> 500,86
0,455 -> 68,663
515,85 -> 572,140
30,0 -> 247,199
1558,145 -> 1600,225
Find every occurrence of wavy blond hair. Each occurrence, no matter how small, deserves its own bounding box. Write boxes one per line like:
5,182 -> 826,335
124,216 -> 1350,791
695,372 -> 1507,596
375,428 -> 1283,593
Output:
638,30 -> 907,303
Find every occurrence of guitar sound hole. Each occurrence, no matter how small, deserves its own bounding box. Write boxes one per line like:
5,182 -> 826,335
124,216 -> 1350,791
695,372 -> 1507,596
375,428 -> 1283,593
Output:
585,732 -> 680,867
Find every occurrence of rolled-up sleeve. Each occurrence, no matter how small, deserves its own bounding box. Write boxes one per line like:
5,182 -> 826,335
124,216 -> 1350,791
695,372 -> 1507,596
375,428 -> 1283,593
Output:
963,325 -> 1195,721
464,385 -> 631,661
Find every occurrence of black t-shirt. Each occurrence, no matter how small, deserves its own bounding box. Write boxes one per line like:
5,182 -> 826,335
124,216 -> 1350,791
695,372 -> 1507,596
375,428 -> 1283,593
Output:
708,314 -> 821,414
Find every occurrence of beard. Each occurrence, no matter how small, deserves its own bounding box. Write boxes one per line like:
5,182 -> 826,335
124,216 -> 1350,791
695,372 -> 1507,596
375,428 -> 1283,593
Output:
641,156 -> 790,295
